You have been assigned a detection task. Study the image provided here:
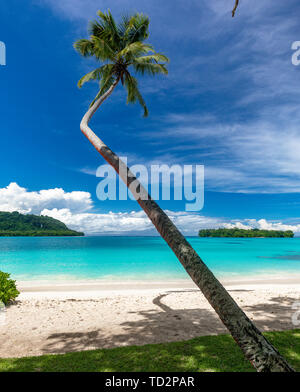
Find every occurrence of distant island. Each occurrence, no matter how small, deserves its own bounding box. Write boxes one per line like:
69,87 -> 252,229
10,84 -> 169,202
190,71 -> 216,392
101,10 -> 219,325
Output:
0,211 -> 84,236
198,228 -> 294,238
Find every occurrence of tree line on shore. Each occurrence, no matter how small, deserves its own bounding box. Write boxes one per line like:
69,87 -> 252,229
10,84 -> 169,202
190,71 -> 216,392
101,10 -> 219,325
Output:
198,228 -> 294,238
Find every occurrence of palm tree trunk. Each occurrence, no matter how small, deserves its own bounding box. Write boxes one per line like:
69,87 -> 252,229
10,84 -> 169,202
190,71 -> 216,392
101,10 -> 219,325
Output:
80,82 -> 294,372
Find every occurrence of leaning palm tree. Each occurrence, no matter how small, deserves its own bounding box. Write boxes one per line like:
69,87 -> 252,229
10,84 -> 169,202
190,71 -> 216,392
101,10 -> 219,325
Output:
74,10 -> 293,372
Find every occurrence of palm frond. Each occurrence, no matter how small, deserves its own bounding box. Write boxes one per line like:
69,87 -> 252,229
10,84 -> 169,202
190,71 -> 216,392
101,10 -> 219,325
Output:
90,35 -> 116,61
77,64 -> 114,88
97,10 -> 121,49
124,73 -> 148,117
89,73 -> 116,107
73,39 -> 94,57
89,90 -> 102,108
90,80 -> 114,107
99,75 -> 116,96
132,62 -> 168,76
133,53 -> 169,64
117,14 -> 131,37
88,19 -> 105,37
125,13 -> 149,44
117,42 -> 154,61
99,65 -> 116,94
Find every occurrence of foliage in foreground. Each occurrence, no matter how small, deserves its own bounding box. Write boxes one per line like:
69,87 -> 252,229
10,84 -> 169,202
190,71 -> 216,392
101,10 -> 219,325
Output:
0,271 -> 19,305
0,329 -> 299,372
199,228 -> 294,238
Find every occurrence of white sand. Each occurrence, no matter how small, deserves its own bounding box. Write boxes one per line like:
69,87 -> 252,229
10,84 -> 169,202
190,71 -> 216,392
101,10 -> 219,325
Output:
0,278 -> 299,358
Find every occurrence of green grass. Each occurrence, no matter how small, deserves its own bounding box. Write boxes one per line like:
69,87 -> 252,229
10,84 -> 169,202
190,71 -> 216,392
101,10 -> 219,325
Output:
0,329 -> 299,372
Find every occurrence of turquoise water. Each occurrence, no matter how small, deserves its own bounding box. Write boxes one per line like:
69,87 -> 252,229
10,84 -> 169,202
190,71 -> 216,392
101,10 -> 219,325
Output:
1,236 -> 300,282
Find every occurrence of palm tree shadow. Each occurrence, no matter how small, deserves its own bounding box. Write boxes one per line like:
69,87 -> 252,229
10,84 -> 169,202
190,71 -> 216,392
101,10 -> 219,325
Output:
42,305 -> 226,355
242,295 -> 299,331
41,291 -> 297,357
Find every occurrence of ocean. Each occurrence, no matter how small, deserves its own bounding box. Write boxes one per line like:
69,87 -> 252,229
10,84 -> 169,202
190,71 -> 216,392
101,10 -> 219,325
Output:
0,236 -> 300,282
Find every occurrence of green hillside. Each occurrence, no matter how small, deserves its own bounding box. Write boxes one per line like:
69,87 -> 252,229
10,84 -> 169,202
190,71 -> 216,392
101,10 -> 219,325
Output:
0,211 -> 84,236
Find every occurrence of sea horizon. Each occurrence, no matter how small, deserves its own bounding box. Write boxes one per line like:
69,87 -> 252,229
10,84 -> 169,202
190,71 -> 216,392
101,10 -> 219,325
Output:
2,236 -> 300,284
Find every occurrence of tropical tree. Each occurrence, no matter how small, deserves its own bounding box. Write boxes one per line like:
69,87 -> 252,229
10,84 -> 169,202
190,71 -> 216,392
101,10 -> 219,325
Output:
74,10 -> 294,372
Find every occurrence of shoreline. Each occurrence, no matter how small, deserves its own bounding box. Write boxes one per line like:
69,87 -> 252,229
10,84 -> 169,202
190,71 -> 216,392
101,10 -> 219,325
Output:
17,274 -> 300,299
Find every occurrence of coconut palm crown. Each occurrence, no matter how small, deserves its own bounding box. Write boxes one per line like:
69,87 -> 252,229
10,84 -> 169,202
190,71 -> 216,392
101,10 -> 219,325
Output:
74,10 -> 169,116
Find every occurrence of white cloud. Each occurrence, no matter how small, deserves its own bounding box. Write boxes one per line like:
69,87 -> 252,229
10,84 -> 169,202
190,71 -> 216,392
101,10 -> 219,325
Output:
225,218 -> 300,232
142,114 -> 300,193
42,207 -> 300,235
41,208 -> 152,234
41,208 -> 224,235
0,183 -> 92,214
78,167 -> 97,176
1,182 -> 300,235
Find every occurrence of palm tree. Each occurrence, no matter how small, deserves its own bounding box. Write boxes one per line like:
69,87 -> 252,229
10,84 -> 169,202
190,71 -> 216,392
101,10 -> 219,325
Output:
74,10 -> 293,372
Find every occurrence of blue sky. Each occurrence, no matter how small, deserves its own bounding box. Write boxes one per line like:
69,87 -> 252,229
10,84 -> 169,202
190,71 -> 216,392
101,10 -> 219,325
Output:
1,0 -> 300,235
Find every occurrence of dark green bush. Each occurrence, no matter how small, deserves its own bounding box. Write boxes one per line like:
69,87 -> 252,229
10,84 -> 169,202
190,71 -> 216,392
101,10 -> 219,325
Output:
0,271 -> 20,305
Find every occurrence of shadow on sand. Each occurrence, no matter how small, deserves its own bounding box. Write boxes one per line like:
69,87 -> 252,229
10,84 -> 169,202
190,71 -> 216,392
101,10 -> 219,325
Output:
41,290 -> 296,356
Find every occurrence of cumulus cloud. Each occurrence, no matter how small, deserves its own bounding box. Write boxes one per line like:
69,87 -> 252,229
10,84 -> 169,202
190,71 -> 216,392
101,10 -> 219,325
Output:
1,182 -> 300,235
41,208 -> 226,235
41,208 -> 152,234
41,208 -> 300,236
225,219 -> 300,233
0,183 -> 92,214
41,208 -> 225,235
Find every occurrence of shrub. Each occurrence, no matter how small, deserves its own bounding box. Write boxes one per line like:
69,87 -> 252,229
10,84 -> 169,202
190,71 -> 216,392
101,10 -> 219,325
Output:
0,271 -> 20,305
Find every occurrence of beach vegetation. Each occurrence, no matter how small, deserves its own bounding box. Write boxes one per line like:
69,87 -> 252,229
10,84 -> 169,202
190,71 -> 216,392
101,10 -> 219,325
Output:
0,271 -> 19,305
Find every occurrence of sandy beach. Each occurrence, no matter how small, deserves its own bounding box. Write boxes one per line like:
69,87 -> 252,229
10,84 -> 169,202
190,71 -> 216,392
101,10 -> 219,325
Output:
0,277 -> 299,358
